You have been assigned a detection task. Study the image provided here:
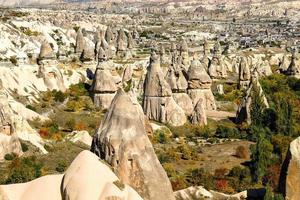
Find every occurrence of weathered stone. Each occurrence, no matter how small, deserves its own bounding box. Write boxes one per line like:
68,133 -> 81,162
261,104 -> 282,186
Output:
0,151 -> 143,200
91,89 -> 175,200
75,28 -> 85,54
39,40 -> 55,60
143,52 -> 186,126
191,98 -> 207,126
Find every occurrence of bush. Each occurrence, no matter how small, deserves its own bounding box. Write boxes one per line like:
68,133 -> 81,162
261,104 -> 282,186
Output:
216,125 -> 240,139
4,153 -> 15,161
26,105 -> 36,112
9,56 -> 18,66
5,156 -> 44,184
21,142 -> 29,152
56,161 -> 67,173
235,146 -> 248,159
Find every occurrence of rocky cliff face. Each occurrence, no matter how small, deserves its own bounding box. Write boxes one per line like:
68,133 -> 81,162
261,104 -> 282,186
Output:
280,136 -> 300,200
0,150 -> 143,200
91,89 -> 175,200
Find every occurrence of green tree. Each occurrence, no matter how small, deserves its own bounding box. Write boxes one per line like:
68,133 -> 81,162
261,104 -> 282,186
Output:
250,83 -> 266,128
250,131 -> 273,183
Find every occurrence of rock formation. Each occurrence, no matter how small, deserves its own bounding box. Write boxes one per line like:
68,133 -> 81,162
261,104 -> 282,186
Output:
238,57 -> 251,89
0,102 -> 23,160
166,58 -> 193,116
91,89 -> 175,200
39,40 -> 55,60
143,52 -> 187,126
75,28 -> 85,55
279,53 -> 290,72
208,41 -> 227,79
90,63 -> 118,110
236,70 -> 269,124
116,28 -> 129,58
280,136 -> 300,200
0,150 -> 143,200
179,39 -> 190,69
105,26 -> 114,47
286,52 -> 300,79
187,58 -> 216,111
190,98 -> 207,126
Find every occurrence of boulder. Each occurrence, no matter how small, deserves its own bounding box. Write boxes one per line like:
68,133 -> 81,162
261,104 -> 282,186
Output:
91,89 -> 175,200
0,150 -> 143,200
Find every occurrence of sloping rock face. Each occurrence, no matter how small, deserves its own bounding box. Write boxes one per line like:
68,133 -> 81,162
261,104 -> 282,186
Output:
187,59 -> 216,111
191,98 -> 207,126
0,96 -> 23,159
0,150 -> 143,200
280,136 -> 300,200
91,89 -> 175,200
0,88 -> 46,155
143,52 -> 186,126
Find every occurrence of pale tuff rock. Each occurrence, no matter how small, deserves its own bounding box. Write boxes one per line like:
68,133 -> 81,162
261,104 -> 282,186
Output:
165,57 -> 193,116
117,28 -> 128,58
122,65 -> 133,83
217,84 -> 224,95
187,58 -> 216,111
143,52 -> 187,126
286,52 -> 300,79
238,57 -> 251,89
80,45 -> 95,62
105,26 -> 114,47
0,89 -> 46,155
175,186 -> 213,199
279,53 -> 290,72
236,71 -> 269,124
98,47 -> 107,62
0,151 -> 143,200
175,186 -> 249,200
38,64 -> 66,92
39,40 -> 55,60
179,39 -> 190,69
280,136 -> 300,200
66,131 -> 92,147
91,90 -> 175,200
101,38 -> 113,59
90,66 -> 118,110
209,55 -> 227,79
191,98 -> 207,126
75,28 -> 85,54
208,41 -> 227,79
0,102 -> 23,160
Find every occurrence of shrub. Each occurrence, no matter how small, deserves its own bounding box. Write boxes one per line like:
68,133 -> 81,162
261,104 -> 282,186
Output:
5,156 -> 44,184
216,125 -> 240,139
9,56 -> 18,65
26,105 -> 36,112
56,161 -> 67,173
4,153 -> 15,161
214,168 -> 228,179
21,142 -> 29,152
235,146 -> 248,159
